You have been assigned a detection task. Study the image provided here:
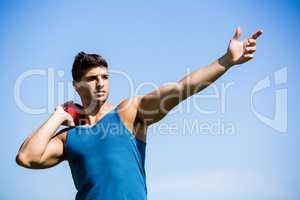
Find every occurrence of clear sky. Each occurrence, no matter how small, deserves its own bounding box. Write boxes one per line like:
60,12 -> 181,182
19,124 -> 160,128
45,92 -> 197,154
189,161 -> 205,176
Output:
1,0 -> 299,199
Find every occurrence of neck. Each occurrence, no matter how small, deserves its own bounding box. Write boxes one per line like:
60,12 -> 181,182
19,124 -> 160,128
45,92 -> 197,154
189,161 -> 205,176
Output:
79,98 -> 114,126
82,99 -> 103,116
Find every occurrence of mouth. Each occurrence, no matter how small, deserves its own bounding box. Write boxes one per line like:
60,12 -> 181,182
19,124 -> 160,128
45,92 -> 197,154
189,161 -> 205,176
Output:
95,91 -> 106,96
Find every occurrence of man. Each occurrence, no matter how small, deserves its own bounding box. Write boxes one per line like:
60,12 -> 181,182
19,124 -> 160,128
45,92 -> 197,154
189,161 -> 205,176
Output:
16,27 -> 262,199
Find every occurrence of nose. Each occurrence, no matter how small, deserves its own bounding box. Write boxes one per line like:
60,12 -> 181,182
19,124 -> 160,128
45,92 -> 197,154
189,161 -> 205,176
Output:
96,76 -> 104,87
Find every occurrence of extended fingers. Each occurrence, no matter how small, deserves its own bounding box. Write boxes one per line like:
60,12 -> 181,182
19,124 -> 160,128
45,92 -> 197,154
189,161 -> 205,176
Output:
251,30 -> 263,39
243,54 -> 254,59
245,29 -> 263,47
244,37 -> 257,55
246,38 -> 256,46
243,38 -> 257,60
245,46 -> 256,54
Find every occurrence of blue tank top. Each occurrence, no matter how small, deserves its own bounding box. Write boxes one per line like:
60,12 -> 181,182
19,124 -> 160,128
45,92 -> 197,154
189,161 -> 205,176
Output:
64,107 -> 147,200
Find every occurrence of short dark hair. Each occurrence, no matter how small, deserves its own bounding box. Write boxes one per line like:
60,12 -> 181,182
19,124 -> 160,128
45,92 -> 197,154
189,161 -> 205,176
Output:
72,51 -> 108,81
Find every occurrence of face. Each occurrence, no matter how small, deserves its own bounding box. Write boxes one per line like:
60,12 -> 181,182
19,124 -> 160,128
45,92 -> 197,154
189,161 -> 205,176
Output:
74,66 -> 109,104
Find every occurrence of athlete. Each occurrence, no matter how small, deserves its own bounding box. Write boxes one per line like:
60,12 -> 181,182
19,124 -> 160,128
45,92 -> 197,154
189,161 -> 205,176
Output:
16,27 -> 262,200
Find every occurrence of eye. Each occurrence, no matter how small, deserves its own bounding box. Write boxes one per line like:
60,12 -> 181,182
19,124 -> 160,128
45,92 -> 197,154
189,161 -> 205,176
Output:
85,76 -> 97,81
102,75 -> 109,79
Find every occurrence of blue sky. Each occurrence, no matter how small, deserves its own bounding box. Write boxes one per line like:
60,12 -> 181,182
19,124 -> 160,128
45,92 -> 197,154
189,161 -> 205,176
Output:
1,0 -> 299,199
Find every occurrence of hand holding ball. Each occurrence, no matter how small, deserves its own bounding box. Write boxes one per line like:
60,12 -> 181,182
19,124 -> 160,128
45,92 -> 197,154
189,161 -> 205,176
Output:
63,102 -> 83,126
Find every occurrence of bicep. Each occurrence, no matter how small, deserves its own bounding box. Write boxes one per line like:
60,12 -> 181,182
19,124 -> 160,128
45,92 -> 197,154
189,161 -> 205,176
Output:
137,83 -> 183,125
30,136 -> 65,169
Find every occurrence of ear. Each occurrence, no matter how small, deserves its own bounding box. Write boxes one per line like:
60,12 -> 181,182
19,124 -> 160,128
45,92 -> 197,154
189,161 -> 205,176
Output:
73,80 -> 79,91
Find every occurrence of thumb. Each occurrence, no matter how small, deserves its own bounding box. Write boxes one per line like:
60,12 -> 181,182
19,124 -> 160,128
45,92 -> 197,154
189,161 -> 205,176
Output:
69,121 -> 76,127
67,117 -> 76,127
233,26 -> 241,40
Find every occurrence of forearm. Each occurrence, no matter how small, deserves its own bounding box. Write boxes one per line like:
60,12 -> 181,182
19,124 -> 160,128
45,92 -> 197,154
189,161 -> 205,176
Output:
17,111 -> 65,162
178,54 -> 233,99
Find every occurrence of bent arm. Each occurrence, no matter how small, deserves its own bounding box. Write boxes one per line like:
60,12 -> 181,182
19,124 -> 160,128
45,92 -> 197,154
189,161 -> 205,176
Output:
16,108 -> 69,169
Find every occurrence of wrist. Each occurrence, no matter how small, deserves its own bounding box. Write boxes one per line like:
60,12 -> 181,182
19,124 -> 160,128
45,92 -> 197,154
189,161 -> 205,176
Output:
218,54 -> 234,70
53,109 -> 68,123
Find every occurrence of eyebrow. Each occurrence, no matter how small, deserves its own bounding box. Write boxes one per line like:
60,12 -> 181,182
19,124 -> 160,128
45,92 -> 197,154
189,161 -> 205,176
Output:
85,73 -> 109,77
84,74 -> 109,80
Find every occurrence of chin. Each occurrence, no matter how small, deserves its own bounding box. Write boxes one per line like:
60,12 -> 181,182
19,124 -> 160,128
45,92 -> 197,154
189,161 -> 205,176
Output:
94,96 -> 107,103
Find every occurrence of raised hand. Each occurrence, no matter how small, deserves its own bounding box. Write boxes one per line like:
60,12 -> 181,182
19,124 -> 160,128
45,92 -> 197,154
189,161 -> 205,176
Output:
54,101 -> 76,127
225,27 -> 263,67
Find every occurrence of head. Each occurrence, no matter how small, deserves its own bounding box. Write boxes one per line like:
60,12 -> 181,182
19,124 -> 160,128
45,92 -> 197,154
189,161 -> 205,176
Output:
72,51 -> 109,106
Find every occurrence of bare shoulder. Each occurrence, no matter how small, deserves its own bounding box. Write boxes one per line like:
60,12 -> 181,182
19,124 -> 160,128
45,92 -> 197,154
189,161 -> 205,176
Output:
117,96 -> 141,116
116,96 -> 142,124
116,96 -> 147,143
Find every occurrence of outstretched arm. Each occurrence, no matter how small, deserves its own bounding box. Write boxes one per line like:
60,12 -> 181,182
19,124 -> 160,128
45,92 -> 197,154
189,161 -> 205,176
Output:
136,27 -> 263,125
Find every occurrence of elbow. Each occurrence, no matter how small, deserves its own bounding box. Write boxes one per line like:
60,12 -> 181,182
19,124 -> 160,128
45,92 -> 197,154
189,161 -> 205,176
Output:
15,152 -> 40,169
15,152 -> 30,168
